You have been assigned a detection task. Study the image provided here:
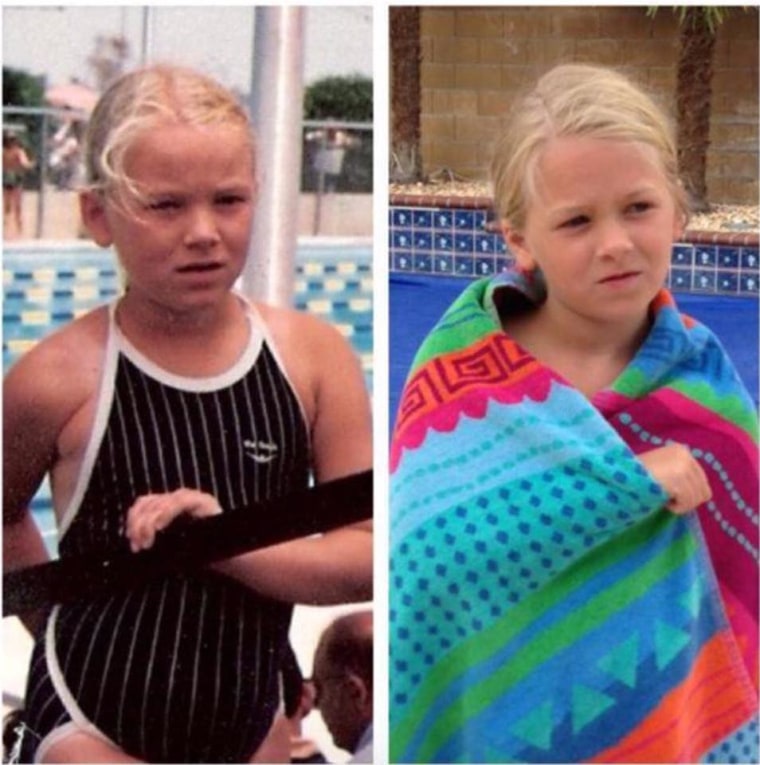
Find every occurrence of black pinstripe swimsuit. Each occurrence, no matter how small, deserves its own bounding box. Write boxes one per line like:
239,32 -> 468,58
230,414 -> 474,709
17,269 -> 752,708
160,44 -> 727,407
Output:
19,300 -> 310,763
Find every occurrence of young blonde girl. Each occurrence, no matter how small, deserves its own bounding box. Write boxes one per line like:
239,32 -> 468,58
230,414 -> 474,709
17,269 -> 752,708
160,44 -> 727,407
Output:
390,64 -> 757,763
4,64 -> 372,764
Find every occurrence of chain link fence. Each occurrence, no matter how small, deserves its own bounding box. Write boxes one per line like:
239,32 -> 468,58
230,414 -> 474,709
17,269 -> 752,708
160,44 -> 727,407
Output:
3,108 -> 372,238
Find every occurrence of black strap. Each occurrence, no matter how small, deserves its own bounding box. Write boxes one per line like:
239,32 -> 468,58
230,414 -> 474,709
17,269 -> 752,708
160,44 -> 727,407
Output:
3,470 -> 372,617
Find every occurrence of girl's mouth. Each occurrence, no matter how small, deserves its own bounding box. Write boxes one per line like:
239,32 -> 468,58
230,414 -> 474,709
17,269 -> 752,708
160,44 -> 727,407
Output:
177,263 -> 223,273
599,271 -> 640,284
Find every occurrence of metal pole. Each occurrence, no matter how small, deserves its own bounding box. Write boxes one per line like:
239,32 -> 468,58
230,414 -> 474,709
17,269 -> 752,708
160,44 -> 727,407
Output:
240,7 -> 304,307
36,112 -> 48,239
313,130 -> 326,236
140,7 -> 153,67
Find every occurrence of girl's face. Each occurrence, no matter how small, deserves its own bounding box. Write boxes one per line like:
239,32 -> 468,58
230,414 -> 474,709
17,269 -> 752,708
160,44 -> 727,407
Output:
504,135 -> 684,332
82,121 -> 256,316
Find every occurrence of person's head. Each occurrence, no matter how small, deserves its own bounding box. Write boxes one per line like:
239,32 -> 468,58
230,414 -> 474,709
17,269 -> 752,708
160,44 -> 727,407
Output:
3,131 -> 20,150
312,610 -> 373,754
79,64 -> 257,312
492,64 -> 686,329
491,63 -> 688,233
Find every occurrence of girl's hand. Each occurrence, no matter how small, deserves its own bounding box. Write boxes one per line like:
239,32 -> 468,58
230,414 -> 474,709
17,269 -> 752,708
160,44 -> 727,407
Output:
125,488 -> 222,552
638,443 -> 712,515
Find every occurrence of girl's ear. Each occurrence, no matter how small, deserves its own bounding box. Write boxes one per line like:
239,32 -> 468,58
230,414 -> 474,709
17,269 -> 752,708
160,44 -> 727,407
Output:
501,221 -> 536,272
79,191 -> 114,247
672,209 -> 687,243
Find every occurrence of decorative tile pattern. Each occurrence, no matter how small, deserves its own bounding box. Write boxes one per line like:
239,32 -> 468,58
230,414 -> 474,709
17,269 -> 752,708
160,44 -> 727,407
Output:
389,201 -> 760,297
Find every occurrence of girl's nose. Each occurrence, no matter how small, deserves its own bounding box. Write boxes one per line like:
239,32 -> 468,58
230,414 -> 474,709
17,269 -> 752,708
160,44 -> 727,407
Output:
184,205 -> 221,248
596,217 -> 633,257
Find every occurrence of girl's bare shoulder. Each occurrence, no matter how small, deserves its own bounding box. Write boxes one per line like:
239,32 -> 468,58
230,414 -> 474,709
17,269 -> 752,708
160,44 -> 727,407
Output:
255,300 -> 347,349
253,301 -> 364,423
4,306 -> 110,411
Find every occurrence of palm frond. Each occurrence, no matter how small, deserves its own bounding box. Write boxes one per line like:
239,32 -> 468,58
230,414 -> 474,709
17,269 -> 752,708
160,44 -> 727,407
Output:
646,6 -> 745,33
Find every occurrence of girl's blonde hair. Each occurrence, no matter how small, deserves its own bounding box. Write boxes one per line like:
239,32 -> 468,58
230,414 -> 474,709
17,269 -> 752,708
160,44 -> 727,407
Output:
84,64 -> 256,205
490,63 -> 688,231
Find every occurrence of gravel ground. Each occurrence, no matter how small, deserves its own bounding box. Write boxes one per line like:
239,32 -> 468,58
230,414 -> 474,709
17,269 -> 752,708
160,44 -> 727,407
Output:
390,180 -> 758,234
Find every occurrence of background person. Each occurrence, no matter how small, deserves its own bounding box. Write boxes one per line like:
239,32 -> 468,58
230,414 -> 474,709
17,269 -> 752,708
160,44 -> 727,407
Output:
2,131 -> 34,238
49,119 -> 84,190
308,125 -> 357,193
312,609 -> 373,763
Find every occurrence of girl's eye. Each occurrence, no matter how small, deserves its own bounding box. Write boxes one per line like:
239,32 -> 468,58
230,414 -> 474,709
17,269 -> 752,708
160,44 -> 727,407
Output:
628,201 -> 654,214
215,193 -> 249,207
147,198 -> 182,212
560,215 -> 589,229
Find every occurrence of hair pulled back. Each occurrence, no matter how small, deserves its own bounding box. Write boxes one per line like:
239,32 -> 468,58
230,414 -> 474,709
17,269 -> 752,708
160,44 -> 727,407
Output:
84,64 -> 255,203
491,63 -> 687,231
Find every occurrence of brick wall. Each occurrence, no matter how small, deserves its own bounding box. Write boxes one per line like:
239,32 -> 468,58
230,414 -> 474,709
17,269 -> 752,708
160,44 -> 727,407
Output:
417,6 -> 758,205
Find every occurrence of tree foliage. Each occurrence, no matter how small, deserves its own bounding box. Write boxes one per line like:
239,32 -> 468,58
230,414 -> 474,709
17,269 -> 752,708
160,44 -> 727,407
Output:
3,67 -> 45,187
647,6 -> 728,33
2,66 -> 44,108
303,74 -> 372,122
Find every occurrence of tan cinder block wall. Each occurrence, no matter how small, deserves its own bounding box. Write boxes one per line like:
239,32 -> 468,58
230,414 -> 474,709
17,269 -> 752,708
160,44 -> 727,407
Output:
419,6 -> 759,205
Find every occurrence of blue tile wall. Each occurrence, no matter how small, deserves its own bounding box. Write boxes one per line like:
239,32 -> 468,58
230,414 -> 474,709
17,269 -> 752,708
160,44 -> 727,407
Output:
389,204 -> 760,297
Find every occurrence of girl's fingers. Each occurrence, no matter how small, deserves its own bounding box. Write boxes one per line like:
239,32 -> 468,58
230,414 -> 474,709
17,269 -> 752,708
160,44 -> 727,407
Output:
170,488 -> 223,517
666,463 -> 712,515
127,495 -> 175,551
639,443 -> 712,516
126,490 -> 221,551
125,495 -> 157,548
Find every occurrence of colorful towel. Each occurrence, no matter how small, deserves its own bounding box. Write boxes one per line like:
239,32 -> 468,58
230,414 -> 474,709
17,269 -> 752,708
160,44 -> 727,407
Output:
390,272 -> 758,763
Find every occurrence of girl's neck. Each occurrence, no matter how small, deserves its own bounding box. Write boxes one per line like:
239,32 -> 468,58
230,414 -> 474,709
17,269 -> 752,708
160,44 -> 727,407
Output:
115,292 -> 250,377
535,301 -> 650,360
117,290 -> 239,338
505,303 -> 651,398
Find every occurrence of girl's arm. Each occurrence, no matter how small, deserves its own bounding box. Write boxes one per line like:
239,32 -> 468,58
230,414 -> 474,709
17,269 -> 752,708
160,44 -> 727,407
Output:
20,147 -> 34,169
211,314 -> 373,604
4,352 -> 62,634
211,524 -> 372,605
3,511 -> 50,635
3,324 -> 99,632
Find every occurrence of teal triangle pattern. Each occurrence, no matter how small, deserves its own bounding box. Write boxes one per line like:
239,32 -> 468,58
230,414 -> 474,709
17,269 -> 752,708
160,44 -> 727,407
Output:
572,684 -> 616,734
511,700 -> 554,751
655,619 -> 691,670
597,633 -> 639,689
678,578 -> 703,620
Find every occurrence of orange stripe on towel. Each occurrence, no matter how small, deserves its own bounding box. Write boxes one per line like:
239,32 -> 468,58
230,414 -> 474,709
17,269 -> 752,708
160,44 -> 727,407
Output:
396,335 -> 541,433
590,631 -> 757,763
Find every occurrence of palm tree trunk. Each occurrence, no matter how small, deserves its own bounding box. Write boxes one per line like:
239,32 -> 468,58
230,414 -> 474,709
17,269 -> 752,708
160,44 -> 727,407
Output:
676,8 -> 716,212
390,7 -> 422,182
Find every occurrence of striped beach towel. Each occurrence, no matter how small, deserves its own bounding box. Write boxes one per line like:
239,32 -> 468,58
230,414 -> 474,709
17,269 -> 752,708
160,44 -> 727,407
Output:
390,272 -> 758,762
